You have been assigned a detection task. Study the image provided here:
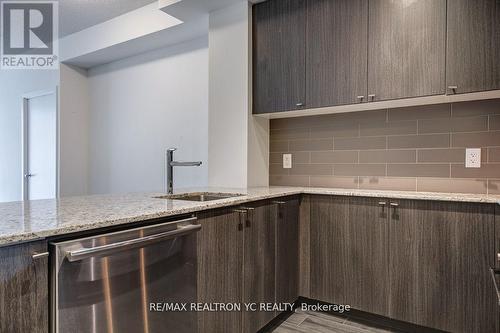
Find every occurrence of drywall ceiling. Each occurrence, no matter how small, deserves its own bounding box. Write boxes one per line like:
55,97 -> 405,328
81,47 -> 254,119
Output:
59,0 -> 157,37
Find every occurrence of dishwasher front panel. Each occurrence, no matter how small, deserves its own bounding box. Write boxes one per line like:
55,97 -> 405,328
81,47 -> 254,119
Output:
51,218 -> 199,333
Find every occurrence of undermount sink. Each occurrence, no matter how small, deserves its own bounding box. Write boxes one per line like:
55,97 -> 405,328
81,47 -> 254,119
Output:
154,192 -> 245,202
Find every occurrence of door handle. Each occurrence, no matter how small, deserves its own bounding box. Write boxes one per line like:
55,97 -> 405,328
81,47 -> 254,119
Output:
490,267 -> 500,306
240,207 -> 254,228
24,173 -> 34,178
32,252 -> 49,260
65,217 -> 200,262
368,94 -> 376,101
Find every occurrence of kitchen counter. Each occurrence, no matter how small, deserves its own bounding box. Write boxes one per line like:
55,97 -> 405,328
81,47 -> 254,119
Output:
0,186 -> 499,247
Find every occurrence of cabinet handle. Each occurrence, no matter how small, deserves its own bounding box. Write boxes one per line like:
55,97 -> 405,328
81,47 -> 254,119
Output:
390,202 -> 399,207
378,201 -> 387,206
497,253 -> 500,262
32,252 -> 49,260
356,96 -> 365,102
368,94 -> 376,101
272,201 -> 286,205
448,85 -> 458,91
295,102 -> 304,108
233,209 -> 247,230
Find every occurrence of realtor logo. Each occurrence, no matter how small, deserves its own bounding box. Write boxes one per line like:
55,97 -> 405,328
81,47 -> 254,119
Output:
1,1 -> 58,69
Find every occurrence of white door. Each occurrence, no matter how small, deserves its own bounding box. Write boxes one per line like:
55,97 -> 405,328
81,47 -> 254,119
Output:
24,92 -> 57,200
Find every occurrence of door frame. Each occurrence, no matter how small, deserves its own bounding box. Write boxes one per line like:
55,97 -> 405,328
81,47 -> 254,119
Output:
21,87 -> 60,201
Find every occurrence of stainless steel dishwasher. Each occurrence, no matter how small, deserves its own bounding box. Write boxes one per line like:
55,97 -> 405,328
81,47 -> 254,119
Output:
51,216 -> 200,333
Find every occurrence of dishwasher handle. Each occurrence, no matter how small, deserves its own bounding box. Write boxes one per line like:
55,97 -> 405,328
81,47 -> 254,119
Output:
490,267 -> 500,306
65,219 -> 201,262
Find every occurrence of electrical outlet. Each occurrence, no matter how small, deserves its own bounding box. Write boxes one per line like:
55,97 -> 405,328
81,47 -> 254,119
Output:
465,148 -> 481,168
283,154 -> 292,169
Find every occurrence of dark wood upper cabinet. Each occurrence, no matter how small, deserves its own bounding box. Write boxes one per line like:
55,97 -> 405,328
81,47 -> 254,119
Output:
0,241 -> 48,333
252,0 -> 306,114
389,200 -> 498,333
368,0 -> 446,101
306,0 -> 368,107
446,0 -> 500,94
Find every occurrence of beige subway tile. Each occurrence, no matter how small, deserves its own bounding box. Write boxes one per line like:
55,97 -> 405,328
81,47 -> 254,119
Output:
452,99 -> 500,117
270,117 -> 314,130
270,128 -> 309,141
387,164 -> 450,177
417,178 -> 487,194
270,163 -> 289,175
488,180 -> 500,195
489,148 -> 500,162
418,116 -> 488,134
388,103 -> 451,121
334,136 -> 386,150
290,164 -> 333,176
315,109 -> 387,125
451,131 -> 500,147
334,164 -> 386,176
451,164 -> 500,178
388,134 -> 449,149
418,148 -> 487,163
270,141 -> 288,152
289,139 -> 333,152
269,175 -> 310,187
360,120 -> 417,136
491,115 -> 500,130
310,176 -> 359,189
358,177 -> 416,191
359,150 -> 416,163
270,152 -> 310,164
311,151 -> 358,164
310,123 -> 359,138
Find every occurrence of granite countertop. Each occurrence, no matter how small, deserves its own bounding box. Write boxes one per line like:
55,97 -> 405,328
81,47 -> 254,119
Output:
0,186 -> 499,247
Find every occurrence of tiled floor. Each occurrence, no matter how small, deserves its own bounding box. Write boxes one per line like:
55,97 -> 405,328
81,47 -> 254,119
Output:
272,310 -> 397,333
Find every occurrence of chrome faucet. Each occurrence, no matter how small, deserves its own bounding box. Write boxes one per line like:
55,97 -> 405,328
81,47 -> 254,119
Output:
165,148 -> 202,194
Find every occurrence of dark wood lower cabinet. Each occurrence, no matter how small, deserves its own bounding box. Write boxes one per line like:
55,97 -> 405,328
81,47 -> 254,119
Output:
0,240 -> 48,333
276,197 -> 300,304
197,198 -> 300,333
310,196 -> 389,315
242,201 -> 276,333
197,208 -> 243,333
389,200 -> 498,333
309,195 -> 499,333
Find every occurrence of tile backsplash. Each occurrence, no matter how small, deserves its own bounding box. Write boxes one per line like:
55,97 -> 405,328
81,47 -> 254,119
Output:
269,99 -> 500,194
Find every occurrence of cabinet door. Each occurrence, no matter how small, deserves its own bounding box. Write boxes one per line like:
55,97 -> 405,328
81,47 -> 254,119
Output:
446,0 -> 500,94
368,0 -> 446,101
389,200 -> 498,333
310,195 -> 389,314
346,197 -> 389,316
252,0 -> 306,114
197,209 -> 243,333
0,241 -> 48,333
242,202 -> 276,333
275,197 -> 300,304
306,0 -> 368,107
310,195 -> 350,304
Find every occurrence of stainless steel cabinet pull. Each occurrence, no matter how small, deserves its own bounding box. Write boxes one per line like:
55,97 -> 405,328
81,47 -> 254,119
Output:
368,94 -> 376,101
390,202 -> 399,207
490,267 -> 500,306
497,253 -> 500,262
378,201 -> 387,206
296,102 -> 304,107
273,201 -> 286,205
233,209 -> 247,214
65,217 -> 200,262
448,85 -> 458,90
356,96 -> 364,101
32,252 -> 49,260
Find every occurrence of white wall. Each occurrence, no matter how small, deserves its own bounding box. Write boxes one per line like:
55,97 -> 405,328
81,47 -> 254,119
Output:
87,37 -> 209,194
208,2 -> 268,188
59,64 -> 90,197
0,70 -> 59,202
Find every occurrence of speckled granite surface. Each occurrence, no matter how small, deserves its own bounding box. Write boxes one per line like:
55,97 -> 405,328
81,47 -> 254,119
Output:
0,186 -> 499,247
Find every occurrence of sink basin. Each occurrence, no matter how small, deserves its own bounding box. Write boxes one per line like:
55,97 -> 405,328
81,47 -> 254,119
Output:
154,192 -> 244,202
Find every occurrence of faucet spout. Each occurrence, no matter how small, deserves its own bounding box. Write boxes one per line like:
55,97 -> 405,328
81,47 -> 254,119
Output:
165,148 -> 202,194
